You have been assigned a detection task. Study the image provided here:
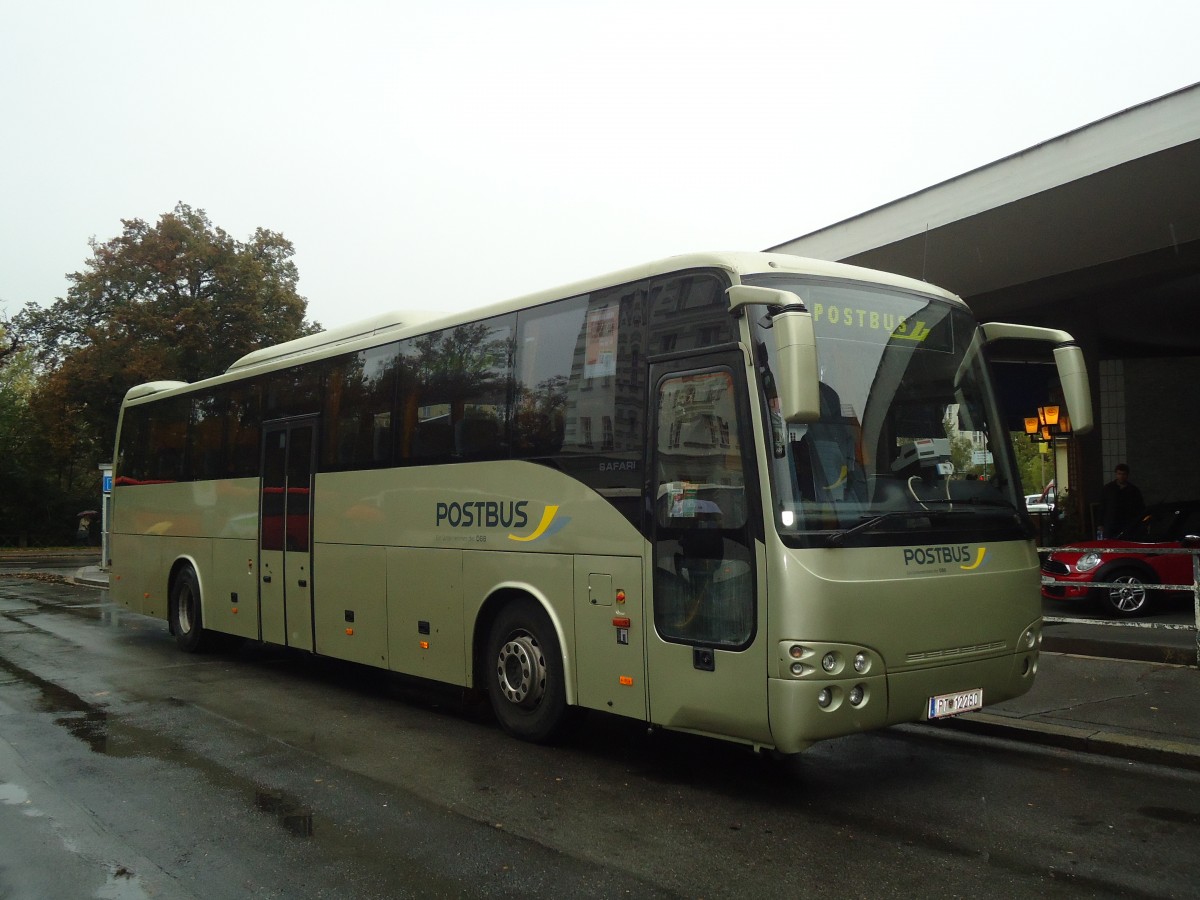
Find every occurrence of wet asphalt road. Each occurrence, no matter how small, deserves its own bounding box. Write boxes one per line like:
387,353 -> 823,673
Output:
3,573 -> 1200,899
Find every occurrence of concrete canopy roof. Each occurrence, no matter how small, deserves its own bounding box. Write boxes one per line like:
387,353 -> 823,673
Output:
768,83 -> 1200,353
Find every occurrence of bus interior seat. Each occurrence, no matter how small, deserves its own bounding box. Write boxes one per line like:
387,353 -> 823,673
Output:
412,419 -> 454,462
871,475 -> 911,509
455,417 -> 500,460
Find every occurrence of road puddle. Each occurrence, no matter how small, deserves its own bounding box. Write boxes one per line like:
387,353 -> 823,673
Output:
256,790 -> 316,837
0,653 -> 321,839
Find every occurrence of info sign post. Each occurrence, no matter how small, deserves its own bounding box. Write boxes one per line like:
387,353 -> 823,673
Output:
99,463 -> 113,569
971,449 -> 992,475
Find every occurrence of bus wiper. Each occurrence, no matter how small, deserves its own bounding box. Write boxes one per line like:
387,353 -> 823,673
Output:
826,511 -> 929,546
910,497 -> 1013,507
825,509 -> 975,546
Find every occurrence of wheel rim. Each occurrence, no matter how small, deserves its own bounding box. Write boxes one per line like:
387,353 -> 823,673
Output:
177,584 -> 195,634
495,630 -> 547,708
1109,575 -> 1147,612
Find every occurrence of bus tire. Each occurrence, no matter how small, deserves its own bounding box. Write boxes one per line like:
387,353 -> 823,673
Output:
486,598 -> 569,743
170,565 -> 209,653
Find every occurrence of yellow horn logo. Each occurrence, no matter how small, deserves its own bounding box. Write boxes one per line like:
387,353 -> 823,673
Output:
959,548 -> 987,571
508,505 -> 560,542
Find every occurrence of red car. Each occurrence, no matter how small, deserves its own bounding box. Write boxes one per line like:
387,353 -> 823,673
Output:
1041,501 -> 1200,617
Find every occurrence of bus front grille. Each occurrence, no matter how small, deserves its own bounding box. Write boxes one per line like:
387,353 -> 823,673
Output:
906,641 -> 1007,663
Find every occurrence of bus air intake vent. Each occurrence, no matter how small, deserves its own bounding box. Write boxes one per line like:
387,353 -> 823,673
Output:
906,641 -> 1006,663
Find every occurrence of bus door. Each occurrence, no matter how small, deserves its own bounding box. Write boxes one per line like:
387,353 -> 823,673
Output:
259,418 -> 316,651
646,353 -> 769,744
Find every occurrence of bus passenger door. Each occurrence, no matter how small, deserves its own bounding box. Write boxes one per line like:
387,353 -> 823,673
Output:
646,354 -> 769,745
259,419 -> 316,651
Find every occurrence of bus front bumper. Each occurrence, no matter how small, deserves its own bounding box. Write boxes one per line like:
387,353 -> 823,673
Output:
767,649 -> 1039,755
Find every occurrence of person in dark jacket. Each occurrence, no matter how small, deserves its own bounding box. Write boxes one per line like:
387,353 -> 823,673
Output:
1100,463 -> 1144,537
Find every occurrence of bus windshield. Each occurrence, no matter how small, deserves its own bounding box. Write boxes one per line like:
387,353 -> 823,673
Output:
746,274 -> 1025,547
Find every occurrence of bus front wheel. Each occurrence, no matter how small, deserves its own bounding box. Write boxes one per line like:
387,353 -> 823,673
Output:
486,599 -> 569,743
170,565 -> 209,653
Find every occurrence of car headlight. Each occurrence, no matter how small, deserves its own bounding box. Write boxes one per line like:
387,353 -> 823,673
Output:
1075,552 -> 1102,573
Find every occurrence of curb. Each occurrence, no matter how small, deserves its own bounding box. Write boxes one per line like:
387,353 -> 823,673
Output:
1043,635 -> 1198,667
0,552 -> 98,566
926,712 -> 1200,772
70,568 -> 110,589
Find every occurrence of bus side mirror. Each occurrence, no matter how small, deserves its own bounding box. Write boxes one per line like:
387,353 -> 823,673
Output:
727,285 -> 821,424
980,322 -> 1094,435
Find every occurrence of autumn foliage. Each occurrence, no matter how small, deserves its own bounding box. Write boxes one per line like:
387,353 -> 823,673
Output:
1,203 -> 318,544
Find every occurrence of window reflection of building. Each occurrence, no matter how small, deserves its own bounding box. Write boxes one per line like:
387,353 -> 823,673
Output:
562,284 -> 645,456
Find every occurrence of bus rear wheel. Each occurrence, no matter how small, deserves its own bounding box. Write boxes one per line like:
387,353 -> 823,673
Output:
486,599 -> 569,743
170,565 -> 209,653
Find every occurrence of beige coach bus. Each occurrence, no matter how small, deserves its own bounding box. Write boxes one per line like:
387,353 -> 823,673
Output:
110,252 -> 1091,753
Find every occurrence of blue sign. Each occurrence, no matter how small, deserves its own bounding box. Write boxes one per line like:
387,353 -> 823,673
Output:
103,474 -> 113,493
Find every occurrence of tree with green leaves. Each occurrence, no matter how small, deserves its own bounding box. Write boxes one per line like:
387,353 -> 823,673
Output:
1012,433 -> 1053,496
5,203 -> 320,542
15,202 -> 319,470
0,339 -> 55,545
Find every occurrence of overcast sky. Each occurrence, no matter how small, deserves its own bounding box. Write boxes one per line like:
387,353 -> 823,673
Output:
2,1 -> 1198,331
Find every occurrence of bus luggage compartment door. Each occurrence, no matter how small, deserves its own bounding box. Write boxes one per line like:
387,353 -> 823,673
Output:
573,556 -> 646,721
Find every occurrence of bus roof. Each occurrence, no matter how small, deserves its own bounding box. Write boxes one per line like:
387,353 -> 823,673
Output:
123,251 -> 964,406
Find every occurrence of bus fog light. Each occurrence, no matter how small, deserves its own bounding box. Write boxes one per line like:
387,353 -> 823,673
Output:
790,661 -> 812,677
1023,628 -> 1038,650
817,688 -> 832,708
821,652 -> 838,673
853,652 -> 869,673
849,685 -> 865,706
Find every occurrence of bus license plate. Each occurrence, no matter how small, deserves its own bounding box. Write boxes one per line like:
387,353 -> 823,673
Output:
928,688 -> 983,719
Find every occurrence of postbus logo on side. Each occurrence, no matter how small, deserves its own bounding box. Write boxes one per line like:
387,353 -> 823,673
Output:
902,545 -> 988,571
434,500 -> 570,543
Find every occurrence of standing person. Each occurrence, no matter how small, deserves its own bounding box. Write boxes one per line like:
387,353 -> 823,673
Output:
1100,463 -> 1145,537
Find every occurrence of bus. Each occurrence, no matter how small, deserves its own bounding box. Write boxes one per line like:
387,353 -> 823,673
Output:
109,252 -> 1092,753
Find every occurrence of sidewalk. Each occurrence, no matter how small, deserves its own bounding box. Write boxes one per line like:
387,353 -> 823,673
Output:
938,648 -> 1200,772
22,559 -> 1200,771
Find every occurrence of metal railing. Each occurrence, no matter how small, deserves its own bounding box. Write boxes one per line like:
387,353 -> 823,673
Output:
1040,544 -> 1200,667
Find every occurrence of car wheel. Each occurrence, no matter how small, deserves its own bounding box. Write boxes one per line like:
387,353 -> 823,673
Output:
170,564 -> 210,652
486,598 -> 571,743
1098,568 -> 1152,617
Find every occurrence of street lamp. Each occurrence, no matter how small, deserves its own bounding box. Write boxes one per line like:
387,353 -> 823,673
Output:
1026,405 -> 1072,443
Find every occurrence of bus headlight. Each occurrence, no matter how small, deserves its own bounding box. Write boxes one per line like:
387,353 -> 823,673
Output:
849,685 -> 866,706
821,652 -> 839,673
853,652 -> 869,673
817,688 -> 833,708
